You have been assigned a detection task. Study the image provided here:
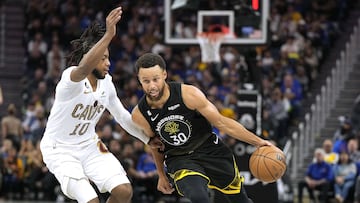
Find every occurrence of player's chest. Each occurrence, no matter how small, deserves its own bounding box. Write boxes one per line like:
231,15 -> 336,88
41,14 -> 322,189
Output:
148,107 -> 194,146
82,82 -> 109,107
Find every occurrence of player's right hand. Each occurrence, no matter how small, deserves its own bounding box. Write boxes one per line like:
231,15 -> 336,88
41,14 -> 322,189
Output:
105,6 -> 122,38
157,176 -> 175,194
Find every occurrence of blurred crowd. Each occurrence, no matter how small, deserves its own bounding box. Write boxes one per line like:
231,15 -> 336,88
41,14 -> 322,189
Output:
0,0 -> 355,202
297,111 -> 360,203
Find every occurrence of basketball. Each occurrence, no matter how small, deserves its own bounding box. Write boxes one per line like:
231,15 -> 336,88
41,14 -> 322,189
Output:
249,145 -> 287,183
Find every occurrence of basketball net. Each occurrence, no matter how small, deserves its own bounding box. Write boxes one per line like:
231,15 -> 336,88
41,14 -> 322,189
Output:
197,32 -> 224,63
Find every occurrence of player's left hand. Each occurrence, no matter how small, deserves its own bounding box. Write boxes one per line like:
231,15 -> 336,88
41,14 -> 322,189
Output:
157,176 -> 175,194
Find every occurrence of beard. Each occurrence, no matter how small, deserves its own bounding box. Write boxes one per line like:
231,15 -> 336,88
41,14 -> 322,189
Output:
146,83 -> 165,102
92,69 -> 105,79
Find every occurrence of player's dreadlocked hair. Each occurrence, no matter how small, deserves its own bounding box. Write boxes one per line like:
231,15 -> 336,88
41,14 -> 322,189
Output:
66,22 -> 105,66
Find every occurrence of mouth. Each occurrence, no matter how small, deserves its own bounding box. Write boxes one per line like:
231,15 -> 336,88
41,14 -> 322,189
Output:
149,90 -> 158,97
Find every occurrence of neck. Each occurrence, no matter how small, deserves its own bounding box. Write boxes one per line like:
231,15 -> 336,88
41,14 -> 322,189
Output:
87,74 -> 97,91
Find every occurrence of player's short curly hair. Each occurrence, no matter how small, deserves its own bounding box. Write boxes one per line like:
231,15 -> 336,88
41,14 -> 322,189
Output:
134,53 -> 166,73
66,22 -> 105,66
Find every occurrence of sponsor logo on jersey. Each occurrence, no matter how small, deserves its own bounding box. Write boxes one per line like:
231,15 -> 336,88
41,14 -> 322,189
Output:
168,104 -> 180,110
151,113 -> 159,121
156,115 -> 192,146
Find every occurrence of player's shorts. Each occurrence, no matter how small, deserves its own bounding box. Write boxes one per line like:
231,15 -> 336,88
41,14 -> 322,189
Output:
165,133 -> 244,196
40,135 -> 130,198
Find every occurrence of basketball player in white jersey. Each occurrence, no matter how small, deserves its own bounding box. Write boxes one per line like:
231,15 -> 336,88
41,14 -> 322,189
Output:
40,7 -> 154,203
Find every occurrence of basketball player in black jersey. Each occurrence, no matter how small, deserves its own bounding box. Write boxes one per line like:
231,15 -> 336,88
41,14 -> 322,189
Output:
131,53 -> 272,203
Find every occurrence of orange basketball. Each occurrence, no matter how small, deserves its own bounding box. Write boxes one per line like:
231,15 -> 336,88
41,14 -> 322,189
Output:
249,145 -> 287,183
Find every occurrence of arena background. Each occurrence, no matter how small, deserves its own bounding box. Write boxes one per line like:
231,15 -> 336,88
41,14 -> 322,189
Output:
0,0 -> 359,203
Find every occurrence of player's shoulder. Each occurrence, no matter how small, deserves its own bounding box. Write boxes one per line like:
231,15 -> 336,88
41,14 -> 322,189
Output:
61,66 -> 76,77
181,83 -> 201,94
56,66 -> 78,87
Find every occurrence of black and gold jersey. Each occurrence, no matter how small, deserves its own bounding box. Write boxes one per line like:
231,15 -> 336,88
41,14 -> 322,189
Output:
138,82 -> 213,156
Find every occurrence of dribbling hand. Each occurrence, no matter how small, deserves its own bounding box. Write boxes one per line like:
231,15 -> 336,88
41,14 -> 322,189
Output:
105,7 -> 122,38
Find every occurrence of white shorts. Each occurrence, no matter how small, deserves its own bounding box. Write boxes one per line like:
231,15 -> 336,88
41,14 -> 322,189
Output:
40,135 -> 130,198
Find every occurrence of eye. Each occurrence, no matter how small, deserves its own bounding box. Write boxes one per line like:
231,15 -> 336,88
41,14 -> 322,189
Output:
142,80 -> 150,84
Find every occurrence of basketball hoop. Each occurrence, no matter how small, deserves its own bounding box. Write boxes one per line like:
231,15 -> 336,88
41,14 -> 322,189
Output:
197,32 -> 225,63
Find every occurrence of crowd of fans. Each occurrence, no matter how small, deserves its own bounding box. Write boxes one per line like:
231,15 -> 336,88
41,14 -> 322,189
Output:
297,112 -> 360,203
0,0 -> 355,202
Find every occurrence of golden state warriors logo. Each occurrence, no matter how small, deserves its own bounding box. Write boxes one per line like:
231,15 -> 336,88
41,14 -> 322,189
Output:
164,122 -> 180,135
157,115 -> 191,146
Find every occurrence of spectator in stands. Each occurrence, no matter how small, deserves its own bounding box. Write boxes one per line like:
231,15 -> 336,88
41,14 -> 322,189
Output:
258,49 -> 275,76
27,32 -> 48,55
2,146 -> 25,200
108,139 -> 122,160
134,145 -> 161,202
334,117 -> 354,141
295,65 -> 310,96
333,151 -> 357,203
321,138 -> 339,165
1,104 -> 23,148
121,143 -> 138,182
0,138 -> 13,156
281,73 -> 303,121
298,148 -> 333,203
98,124 -> 115,147
260,107 -> 277,141
333,118 -> 354,154
280,35 -> 301,69
303,41 -> 319,86
22,68 -> 46,105
347,138 -> 360,163
22,105 -> 45,143
46,37 -> 66,79
268,87 -> 290,143
25,42 -> 47,77
21,140 -> 58,200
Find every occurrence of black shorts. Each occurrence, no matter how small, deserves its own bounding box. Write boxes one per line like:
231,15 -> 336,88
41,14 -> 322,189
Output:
165,133 -> 244,195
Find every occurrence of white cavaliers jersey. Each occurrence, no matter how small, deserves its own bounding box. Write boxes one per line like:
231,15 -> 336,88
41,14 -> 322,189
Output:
43,66 -> 114,144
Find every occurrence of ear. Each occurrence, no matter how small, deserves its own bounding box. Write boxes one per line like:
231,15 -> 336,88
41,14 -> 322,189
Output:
163,70 -> 167,80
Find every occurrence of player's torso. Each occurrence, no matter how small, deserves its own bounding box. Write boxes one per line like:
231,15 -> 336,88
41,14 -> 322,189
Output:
139,82 -> 213,156
45,77 -> 111,144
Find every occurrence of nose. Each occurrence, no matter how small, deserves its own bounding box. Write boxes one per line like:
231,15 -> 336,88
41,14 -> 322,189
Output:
149,81 -> 156,88
105,58 -> 110,67
148,81 -> 158,89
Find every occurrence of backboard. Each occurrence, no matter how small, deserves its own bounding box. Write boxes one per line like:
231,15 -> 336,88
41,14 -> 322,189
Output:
164,0 -> 270,45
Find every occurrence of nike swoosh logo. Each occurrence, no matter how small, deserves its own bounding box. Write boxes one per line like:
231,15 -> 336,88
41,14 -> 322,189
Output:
150,114 -> 159,121
84,91 -> 91,94
214,136 -> 219,144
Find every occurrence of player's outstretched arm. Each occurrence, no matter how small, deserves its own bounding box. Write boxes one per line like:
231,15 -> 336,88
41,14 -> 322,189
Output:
151,148 -> 175,194
182,84 -> 271,148
107,90 -> 150,144
70,7 -> 122,82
